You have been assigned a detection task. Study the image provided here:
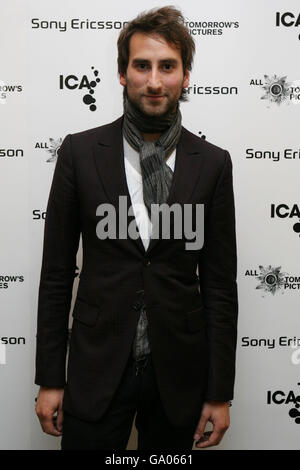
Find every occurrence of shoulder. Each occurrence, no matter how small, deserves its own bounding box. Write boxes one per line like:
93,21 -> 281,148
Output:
181,125 -> 229,169
68,116 -> 123,148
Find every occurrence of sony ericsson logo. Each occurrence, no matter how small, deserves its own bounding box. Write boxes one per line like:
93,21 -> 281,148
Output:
0,337 -> 26,366
245,148 -> 300,162
245,265 -> 300,296
184,84 -> 238,96
0,148 -> 24,158
59,66 -> 101,112
32,210 -> 46,220
267,383 -> 300,424
31,18 -> 128,32
250,75 -> 300,106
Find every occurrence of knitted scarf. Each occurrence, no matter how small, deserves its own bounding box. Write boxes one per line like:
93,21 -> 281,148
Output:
122,95 -> 182,219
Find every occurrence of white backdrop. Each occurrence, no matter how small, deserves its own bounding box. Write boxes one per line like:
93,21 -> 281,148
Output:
0,0 -> 300,450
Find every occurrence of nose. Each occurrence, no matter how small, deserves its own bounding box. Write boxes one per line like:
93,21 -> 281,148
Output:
147,67 -> 162,91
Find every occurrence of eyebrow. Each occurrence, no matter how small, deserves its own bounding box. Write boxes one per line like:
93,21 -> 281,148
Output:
132,58 -> 179,65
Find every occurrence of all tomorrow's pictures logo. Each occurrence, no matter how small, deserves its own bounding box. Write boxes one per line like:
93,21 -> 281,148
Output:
59,66 -> 101,111
250,75 -> 300,106
184,19 -> 239,36
0,80 -> 22,104
245,265 -> 300,296
35,137 -> 62,164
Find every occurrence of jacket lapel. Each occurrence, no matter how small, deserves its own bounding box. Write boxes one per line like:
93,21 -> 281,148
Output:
93,116 -> 146,255
93,115 -> 204,256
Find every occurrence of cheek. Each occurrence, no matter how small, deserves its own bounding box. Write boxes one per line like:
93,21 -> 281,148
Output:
127,74 -> 145,89
165,76 -> 184,91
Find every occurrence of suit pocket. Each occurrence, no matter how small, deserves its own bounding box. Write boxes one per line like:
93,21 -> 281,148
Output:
72,298 -> 101,327
185,306 -> 205,333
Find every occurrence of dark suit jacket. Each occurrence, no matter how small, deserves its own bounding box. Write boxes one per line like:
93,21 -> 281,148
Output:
35,115 -> 238,427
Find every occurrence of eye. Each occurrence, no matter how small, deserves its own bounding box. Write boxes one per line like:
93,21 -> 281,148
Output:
137,63 -> 149,70
162,64 -> 173,71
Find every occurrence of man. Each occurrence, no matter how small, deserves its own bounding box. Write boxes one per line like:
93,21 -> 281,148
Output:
35,6 -> 238,450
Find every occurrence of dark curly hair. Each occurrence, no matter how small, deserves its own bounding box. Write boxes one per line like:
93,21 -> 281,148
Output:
117,6 -> 195,102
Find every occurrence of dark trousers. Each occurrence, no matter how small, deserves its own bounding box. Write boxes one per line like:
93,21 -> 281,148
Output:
61,353 -> 198,450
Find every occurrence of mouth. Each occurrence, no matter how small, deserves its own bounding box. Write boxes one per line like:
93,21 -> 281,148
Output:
144,95 -> 165,100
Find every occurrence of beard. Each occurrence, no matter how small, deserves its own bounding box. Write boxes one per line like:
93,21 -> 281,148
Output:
123,86 -> 179,119
123,88 -> 181,134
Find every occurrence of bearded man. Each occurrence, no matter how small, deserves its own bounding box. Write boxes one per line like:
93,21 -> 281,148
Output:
35,6 -> 238,451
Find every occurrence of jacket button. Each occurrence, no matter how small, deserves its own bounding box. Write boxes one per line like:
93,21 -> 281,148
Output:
136,289 -> 145,295
144,258 -> 151,266
132,300 -> 143,311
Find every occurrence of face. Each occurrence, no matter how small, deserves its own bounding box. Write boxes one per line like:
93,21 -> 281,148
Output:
120,32 -> 190,117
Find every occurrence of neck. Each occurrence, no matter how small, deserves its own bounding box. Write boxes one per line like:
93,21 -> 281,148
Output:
141,132 -> 161,142
123,95 -> 179,136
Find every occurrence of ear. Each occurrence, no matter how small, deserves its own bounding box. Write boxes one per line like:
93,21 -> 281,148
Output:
120,72 -> 127,87
183,70 -> 190,89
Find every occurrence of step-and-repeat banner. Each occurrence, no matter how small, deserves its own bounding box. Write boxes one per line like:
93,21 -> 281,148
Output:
0,0 -> 299,450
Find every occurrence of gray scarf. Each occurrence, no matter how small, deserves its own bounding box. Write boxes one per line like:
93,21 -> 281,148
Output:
122,96 -> 182,219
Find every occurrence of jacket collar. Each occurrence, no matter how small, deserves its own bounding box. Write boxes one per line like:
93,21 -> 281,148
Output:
93,115 -> 204,255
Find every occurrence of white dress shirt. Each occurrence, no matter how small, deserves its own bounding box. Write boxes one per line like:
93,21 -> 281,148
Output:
123,136 -> 176,251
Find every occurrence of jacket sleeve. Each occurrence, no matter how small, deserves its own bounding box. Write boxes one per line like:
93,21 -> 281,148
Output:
35,134 -> 81,387
198,150 -> 238,402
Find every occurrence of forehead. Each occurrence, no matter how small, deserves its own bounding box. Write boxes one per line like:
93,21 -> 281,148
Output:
128,32 -> 181,61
